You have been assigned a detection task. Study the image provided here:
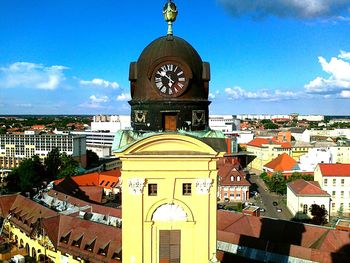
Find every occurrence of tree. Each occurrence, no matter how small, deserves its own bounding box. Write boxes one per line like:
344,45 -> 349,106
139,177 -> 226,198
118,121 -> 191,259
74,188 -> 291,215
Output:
57,153 -> 79,179
310,204 -> 328,225
44,148 -> 61,181
86,149 -> 99,168
7,155 -> 45,193
268,172 -> 287,195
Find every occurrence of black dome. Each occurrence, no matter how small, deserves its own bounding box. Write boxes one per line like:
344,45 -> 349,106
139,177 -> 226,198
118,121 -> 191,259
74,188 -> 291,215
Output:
130,35 -> 208,100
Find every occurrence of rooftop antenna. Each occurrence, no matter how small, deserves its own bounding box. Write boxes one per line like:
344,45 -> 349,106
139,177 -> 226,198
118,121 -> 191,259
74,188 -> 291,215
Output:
163,0 -> 178,35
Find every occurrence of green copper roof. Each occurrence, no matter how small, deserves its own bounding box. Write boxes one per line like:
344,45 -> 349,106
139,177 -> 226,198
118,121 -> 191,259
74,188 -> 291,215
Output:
112,129 -> 226,153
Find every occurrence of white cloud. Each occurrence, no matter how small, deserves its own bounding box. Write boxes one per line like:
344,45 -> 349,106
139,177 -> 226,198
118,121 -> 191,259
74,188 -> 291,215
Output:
305,51 -> 350,94
218,0 -> 350,19
209,93 -> 216,99
0,62 -> 67,90
116,93 -> 131,101
339,50 -> 350,60
89,95 -> 109,103
225,86 -> 299,101
15,103 -> 32,108
340,90 -> 350,98
80,78 -> 119,89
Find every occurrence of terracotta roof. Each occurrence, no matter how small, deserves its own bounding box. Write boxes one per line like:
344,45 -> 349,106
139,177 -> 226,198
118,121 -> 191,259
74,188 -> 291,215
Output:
217,211 -> 350,262
319,164 -> 350,177
54,169 -> 120,189
7,195 -> 57,235
79,186 -> 104,203
264,153 -> 299,172
288,179 -> 330,196
247,137 -> 291,148
0,194 -> 18,218
46,214 -> 122,263
218,163 -> 251,187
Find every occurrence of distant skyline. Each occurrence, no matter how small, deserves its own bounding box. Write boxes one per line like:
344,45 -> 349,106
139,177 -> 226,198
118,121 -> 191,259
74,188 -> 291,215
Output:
0,0 -> 350,115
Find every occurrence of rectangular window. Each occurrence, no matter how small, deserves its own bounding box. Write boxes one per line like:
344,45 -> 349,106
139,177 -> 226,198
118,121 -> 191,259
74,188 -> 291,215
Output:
333,179 -> 336,186
224,192 -> 228,198
182,183 -> 191,195
148,184 -> 157,196
332,203 -> 335,210
324,179 -> 328,186
341,191 -> 344,198
341,179 -> 345,186
236,193 -> 241,198
332,191 -> 336,198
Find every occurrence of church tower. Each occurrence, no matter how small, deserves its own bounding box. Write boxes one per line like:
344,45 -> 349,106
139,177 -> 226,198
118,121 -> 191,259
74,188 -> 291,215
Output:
114,1 -> 225,262
129,1 -> 210,132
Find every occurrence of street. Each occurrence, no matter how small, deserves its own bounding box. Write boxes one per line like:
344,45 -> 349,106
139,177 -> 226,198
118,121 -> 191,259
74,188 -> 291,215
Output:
248,172 -> 293,220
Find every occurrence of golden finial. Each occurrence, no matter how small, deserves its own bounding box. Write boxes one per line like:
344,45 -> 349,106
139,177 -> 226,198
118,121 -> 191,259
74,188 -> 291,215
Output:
163,0 -> 178,35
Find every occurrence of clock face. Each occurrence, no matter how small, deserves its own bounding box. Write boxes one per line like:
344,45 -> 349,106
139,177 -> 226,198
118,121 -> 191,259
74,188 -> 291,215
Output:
153,63 -> 188,97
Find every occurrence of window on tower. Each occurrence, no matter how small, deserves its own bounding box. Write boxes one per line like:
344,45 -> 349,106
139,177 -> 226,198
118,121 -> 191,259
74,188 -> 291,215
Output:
182,183 -> 192,195
148,184 -> 158,196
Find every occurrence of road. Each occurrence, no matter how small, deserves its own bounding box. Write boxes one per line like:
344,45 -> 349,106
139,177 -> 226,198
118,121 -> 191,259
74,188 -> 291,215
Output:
248,172 -> 293,220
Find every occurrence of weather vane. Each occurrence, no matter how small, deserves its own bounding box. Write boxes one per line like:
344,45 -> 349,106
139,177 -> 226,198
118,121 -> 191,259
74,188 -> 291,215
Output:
163,0 -> 178,35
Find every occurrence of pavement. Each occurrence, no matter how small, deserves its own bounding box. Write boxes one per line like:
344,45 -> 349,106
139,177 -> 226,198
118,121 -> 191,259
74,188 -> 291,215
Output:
247,171 -> 293,220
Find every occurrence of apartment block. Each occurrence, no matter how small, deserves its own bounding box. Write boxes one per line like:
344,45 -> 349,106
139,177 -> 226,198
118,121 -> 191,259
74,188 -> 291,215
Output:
0,134 -> 86,169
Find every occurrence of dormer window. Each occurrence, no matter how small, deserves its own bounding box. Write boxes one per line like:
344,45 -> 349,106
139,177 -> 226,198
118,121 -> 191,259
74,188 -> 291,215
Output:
98,242 -> 109,256
60,232 -> 71,244
230,176 -> 234,182
112,247 -> 122,260
237,176 -> 241,181
84,239 -> 96,252
71,235 -> 83,248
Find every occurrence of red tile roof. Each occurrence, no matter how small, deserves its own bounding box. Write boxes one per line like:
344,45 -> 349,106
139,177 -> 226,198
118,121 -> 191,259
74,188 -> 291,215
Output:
264,153 -> 299,172
288,179 -> 330,196
0,194 -> 18,218
217,211 -> 350,262
218,163 -> 251,187
54,169 -> 120,189
247,137 -> 291,148
319,164 -> 350,177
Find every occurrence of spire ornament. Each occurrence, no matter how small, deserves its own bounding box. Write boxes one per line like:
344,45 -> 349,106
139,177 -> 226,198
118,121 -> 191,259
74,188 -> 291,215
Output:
163,0 -> 178,35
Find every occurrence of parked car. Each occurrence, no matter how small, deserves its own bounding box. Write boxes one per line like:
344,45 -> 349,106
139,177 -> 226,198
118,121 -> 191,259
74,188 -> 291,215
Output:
259,208 -> 266,212
276,208 -> 282,212
273,201 -> 278,206
217,204 -> 225,209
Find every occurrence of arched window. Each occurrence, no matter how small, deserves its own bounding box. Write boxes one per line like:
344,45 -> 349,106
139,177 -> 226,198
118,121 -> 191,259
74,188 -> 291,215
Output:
237,176 -> 241,182
230,176 -> 234,182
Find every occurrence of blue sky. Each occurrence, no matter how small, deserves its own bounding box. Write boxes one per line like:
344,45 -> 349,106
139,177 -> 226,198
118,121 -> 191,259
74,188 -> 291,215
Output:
0,0 -> 350,115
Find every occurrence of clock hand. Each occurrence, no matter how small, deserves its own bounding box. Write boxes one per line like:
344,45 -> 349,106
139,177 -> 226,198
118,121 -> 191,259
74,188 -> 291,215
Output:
160,71 -> 174,86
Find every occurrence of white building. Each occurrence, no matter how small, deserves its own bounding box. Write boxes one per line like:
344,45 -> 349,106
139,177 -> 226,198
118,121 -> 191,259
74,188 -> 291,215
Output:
309,128 -> 350,140
0,134 -> 86,169
209,115 -> 240,132
297,115 -> 324,122
298,148 -> 333,172
287,179 -> 330,221
71,130 -> 115,157
235,131 -> 254,145
91,115 -> 131,132
290,128 -> 310,143
314,164 -> 350,216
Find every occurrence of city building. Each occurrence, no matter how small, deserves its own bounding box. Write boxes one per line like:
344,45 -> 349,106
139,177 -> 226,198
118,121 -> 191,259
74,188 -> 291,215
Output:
314,164 -> 350,216
246,137 -> 292,171
91,115 -> 131,133
209,115 -> 239,132
217,210 -> 349,263
0,193 -> 122,263
287,179 -> 330,221
53,169 -> 121,203
0,134 -> 86,169
263,153 -> 312,179
291,141 -> 313,161
217,162 -> 250,202
290,128 -> 311,143
70,130 -> 115,157
111,2 -> 226,262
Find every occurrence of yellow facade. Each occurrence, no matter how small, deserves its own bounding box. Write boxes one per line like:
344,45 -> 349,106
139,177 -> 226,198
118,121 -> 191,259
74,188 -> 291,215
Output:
291,147 -> 309,161
247,144 -> 291,172
118,133 -> 224,263
4,221 -> 81,263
